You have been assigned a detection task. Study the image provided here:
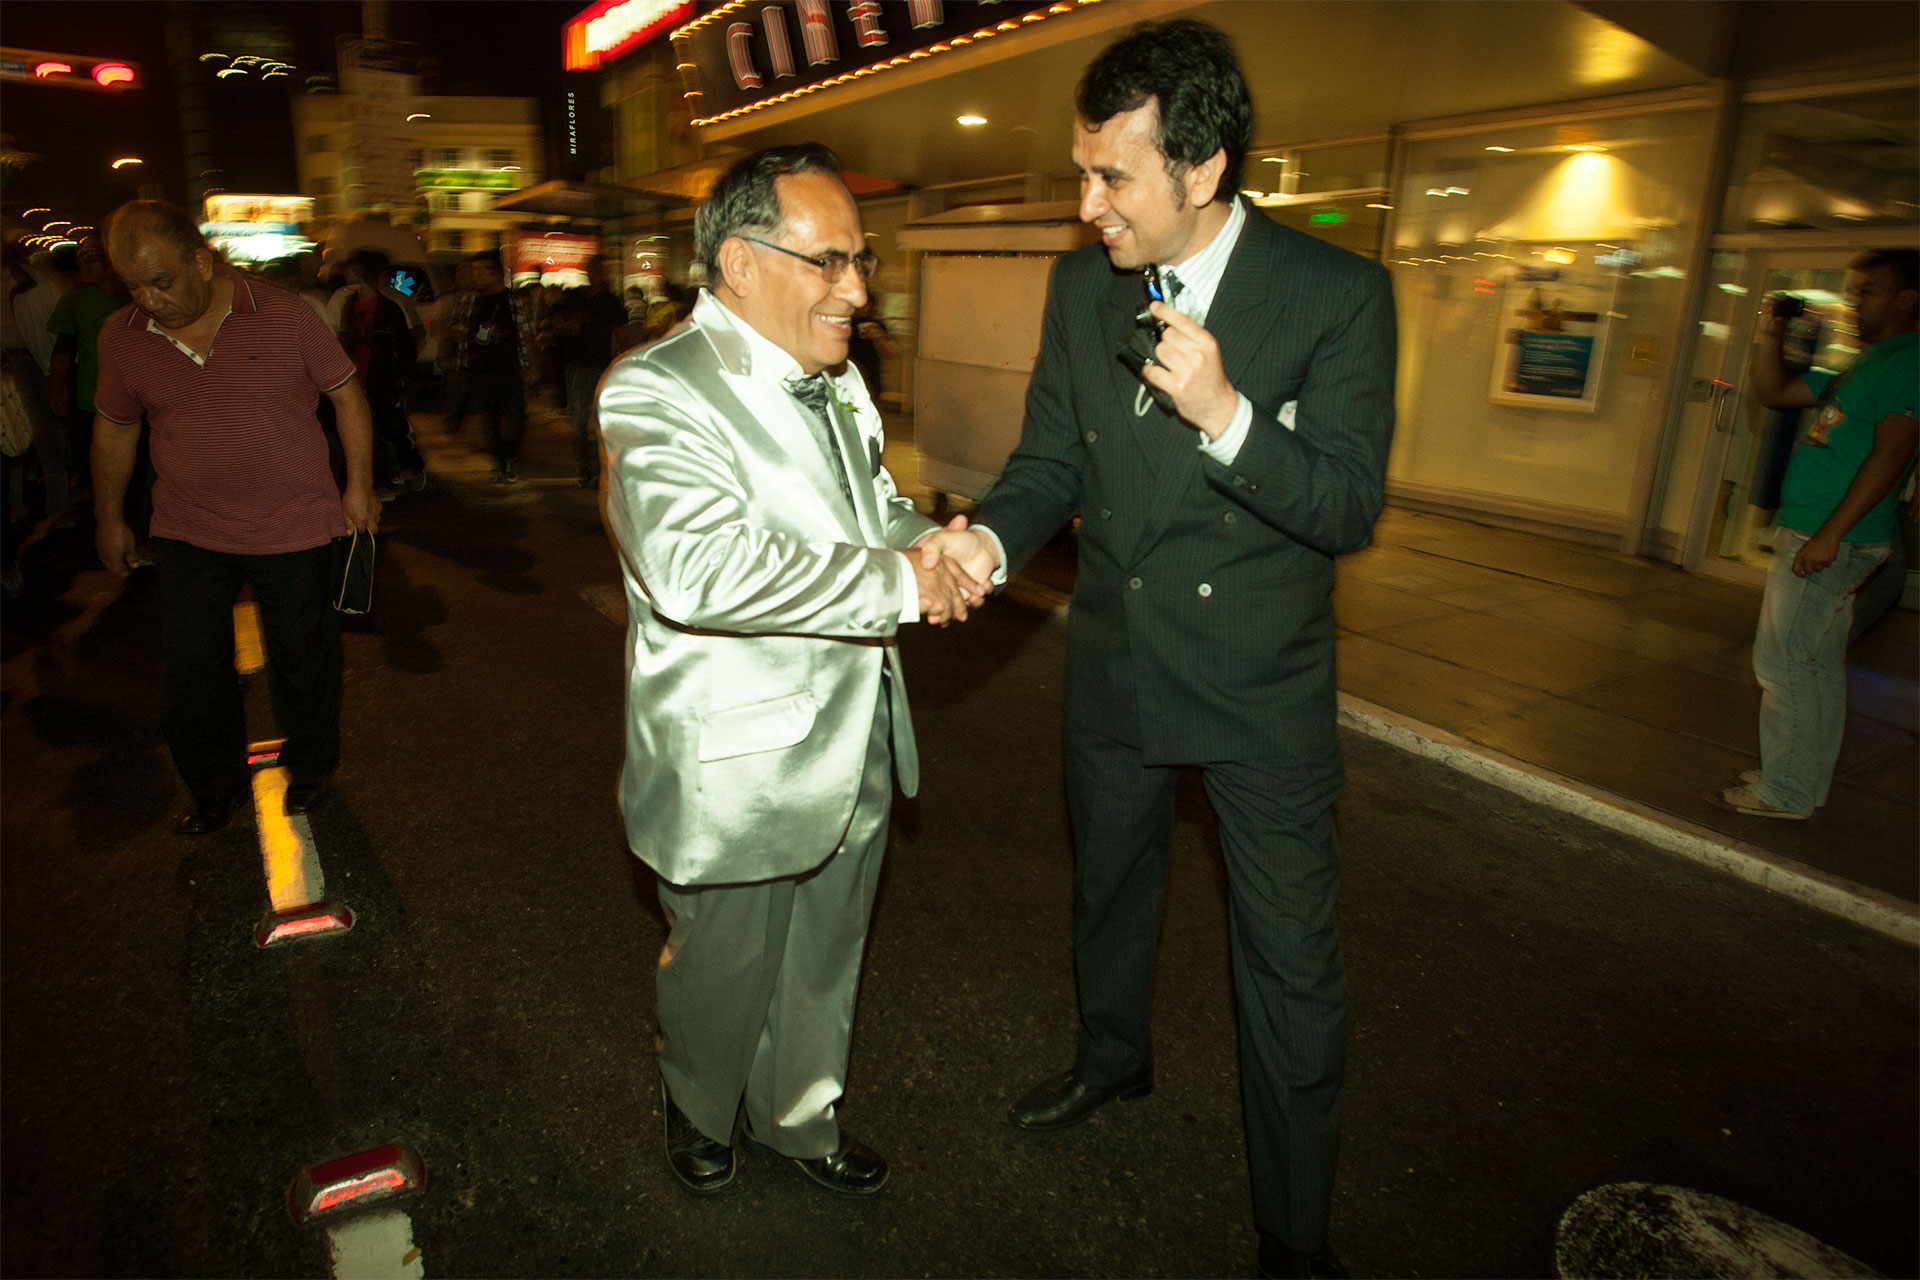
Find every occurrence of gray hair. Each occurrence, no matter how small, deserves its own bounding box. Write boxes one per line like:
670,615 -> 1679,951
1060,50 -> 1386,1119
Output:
694,143 -> 842,280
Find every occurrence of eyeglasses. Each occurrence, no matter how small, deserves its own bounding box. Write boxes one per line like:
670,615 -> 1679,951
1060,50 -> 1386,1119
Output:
744,236 -> 881,284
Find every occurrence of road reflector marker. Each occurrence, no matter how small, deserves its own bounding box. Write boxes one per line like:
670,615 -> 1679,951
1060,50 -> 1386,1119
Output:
249,739 -> 285,769
288,1143 -> 424,1227
233,601 -> 266,674
254,900 -> 355,948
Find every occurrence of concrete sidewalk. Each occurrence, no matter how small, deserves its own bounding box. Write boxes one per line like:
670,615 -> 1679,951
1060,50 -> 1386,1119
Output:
880,416 -> 1918,943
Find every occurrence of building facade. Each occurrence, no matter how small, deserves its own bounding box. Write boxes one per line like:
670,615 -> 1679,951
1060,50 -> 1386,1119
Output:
573,0 -> 1918,594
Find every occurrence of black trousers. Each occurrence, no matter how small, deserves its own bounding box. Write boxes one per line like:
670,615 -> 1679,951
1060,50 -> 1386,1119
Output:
1065,724 -> 1347,1254
155,538 -> 341,802
467,363 -> 526,467
369,388 -> 424,483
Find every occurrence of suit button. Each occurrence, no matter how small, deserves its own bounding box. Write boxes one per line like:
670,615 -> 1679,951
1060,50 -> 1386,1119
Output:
1085,430 -> 1099,444
1223,511 -> 1237,524
1128,576 -> 1143,590
1233,476 -> 1248,488
1198,583 -> 1213,597
1100,508 -> 1112,520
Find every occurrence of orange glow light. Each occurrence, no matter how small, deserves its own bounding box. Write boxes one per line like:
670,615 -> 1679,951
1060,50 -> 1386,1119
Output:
91,62 -> 135,87
33,61 -> 73,78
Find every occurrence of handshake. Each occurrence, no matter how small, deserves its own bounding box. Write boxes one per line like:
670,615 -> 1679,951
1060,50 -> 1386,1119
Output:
904,515 -> 1002,627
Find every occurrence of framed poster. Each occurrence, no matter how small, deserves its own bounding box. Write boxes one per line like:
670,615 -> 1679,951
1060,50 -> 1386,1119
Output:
1488,255 -> 1618,413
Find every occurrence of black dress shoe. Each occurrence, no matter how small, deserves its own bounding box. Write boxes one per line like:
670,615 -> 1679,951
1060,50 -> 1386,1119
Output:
1009,1064 -> 1153,1130
1256,1232 -> 1350,1280
176,794 -> 238,836
284,779 -> 332,816
745,1132 -> 889,1196
661,1080 -> 735,1194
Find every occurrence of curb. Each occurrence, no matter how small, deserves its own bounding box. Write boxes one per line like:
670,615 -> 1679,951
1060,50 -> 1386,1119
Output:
1337,694 -> 1920,948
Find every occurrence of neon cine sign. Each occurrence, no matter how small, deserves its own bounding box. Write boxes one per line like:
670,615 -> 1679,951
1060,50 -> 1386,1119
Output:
564,0 -> 693,70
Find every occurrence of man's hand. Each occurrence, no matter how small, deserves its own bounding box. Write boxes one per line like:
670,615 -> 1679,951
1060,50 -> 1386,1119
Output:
342,483 -> 380,535
905,545 -> 983,626
917,514 -> 1000,590
1792,529 -> 1841,578
95,518 -> 140,577
1142,301 -> 1238,439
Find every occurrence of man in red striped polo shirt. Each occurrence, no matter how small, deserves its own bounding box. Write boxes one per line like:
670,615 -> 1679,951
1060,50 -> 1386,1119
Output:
92,200 -> 379,835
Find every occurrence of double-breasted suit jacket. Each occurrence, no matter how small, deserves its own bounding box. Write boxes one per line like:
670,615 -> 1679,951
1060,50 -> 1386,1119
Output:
977,203 -> 1397,761
600,293 -> 937,887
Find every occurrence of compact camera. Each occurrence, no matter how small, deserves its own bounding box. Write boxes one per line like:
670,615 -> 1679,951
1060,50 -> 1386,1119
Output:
1769,294 -> 1806,320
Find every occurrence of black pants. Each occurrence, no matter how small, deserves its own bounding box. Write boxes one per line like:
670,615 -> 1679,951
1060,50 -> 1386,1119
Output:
1065,725 -> 1347,1254
467,364 -> 526,467
155,538 -> 341,803
369,387 -> 424,484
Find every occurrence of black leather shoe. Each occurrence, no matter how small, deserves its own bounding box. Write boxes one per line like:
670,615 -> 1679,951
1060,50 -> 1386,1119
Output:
1256,1232 -> 1350,1280
284,779 -> 332,816
176,794 -> 238,836
1009,1064 -> 1153,1130
661,1080 -> 735,1194
745,1132 -> 889,1196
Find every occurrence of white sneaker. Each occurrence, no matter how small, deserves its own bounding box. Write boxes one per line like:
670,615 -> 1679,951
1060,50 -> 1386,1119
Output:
1707,784 -> 1810,820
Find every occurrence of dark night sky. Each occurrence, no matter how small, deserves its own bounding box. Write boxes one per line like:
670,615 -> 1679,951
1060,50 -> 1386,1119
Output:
2,1 -> 586,233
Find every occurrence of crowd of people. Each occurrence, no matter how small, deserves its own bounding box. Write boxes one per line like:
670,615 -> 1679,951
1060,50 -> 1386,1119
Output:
1,227 -> 696,593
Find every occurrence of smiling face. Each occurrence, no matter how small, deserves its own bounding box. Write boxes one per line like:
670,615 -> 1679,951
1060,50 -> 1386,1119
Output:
1073,100 -> 1227,272
721,169 -> 867,375
109,230 -> 216,331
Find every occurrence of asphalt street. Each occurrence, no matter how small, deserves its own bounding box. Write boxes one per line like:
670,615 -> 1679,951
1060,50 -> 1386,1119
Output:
2,419 -> 1915,1278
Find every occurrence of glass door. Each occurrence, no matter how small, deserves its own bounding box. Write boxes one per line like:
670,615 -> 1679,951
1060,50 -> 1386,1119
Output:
1680,248 -> 1868,583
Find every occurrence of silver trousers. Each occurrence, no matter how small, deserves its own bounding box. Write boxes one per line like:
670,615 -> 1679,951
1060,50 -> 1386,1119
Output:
655,688 -> 892,1158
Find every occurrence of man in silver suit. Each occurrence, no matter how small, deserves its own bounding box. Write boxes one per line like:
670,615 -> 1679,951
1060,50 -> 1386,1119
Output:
598,143 -> 983,1197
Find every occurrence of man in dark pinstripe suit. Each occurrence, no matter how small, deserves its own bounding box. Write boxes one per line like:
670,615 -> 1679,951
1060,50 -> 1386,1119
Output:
920,19 -> 1395,1279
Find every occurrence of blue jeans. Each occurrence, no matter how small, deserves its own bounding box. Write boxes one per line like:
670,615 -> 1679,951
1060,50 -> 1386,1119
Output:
1753,526 -> 1889,814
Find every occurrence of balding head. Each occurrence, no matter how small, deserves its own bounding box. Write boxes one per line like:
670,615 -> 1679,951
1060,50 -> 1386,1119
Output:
105,199 -> 219,330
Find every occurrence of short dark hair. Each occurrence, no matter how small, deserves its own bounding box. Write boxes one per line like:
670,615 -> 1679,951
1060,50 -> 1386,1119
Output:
105,199 -> 208,261
469,250 -> 503,272
695,143 -> 843,278
1851,248 -> 1918,295
1076,19 -> 1251,197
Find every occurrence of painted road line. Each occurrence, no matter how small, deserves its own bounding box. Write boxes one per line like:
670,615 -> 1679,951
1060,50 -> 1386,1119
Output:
1338,694 -> 1920,947
252,765 -> 324,911
234,600 -> 266,674
326,1209 -> 426,1279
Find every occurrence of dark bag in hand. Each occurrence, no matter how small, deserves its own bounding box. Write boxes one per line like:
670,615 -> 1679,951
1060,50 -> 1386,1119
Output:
332,529 -> 375,614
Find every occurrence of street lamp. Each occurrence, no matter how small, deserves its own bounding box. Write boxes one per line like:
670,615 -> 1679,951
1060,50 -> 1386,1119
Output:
112,157 -> 144,169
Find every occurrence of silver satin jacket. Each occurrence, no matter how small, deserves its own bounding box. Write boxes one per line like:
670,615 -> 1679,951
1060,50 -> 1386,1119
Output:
599,292 -> 936,887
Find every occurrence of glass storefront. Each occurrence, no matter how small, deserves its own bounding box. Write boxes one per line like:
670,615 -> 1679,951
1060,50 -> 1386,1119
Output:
1385,106 -> 1715,535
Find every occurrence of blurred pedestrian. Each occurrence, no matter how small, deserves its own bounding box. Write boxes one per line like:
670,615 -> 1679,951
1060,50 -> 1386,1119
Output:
461,251 -> 527,482
553,259 -> 629,487
10,237 -> 70,527
49,235 -> 127,498
92,200 -> 378,835
339,249 -> 425,494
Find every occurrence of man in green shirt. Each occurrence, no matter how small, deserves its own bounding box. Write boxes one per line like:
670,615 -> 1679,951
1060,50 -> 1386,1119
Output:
49,236 -> 124,491
1716,248 -> 1917,820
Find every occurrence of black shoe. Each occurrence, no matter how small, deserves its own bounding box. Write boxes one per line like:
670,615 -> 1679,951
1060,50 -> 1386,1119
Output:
1009,1063 -> 1153,1131
744,1132 -> 889,1196
1256,1233 -> 1350,1280
176,793 -> 238,836
284,779 -> 333,816
661,1081 -> 736,1194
